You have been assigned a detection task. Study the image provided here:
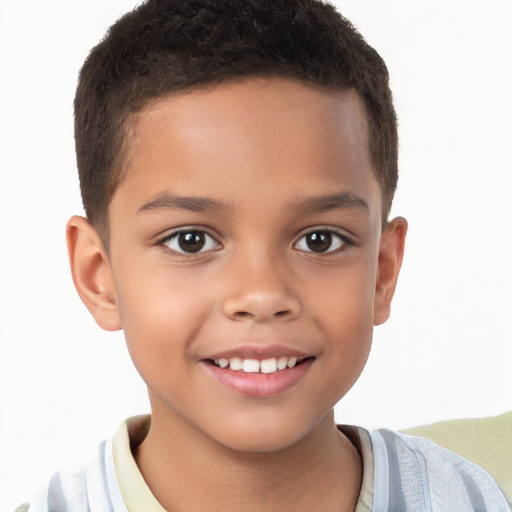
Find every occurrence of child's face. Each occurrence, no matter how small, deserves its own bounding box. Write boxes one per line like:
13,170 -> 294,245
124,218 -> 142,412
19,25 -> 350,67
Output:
76,78 -> 405,452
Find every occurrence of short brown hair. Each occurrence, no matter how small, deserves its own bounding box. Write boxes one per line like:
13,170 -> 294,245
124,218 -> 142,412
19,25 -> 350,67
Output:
74,0 -> 398,236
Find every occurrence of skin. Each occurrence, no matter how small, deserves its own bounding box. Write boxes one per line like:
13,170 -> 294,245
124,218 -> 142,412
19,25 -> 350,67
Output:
67,77 -> 407,512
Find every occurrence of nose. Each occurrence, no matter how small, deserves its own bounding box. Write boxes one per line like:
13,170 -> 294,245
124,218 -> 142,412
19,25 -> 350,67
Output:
222,251 -> 301,323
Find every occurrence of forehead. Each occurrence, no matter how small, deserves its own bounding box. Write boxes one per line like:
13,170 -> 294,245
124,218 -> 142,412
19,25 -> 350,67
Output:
113,77 -> 381,222
128,78 -> 369,165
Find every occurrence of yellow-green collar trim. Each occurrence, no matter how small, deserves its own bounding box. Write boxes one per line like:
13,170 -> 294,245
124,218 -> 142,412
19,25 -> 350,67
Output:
112,415 -> 166,512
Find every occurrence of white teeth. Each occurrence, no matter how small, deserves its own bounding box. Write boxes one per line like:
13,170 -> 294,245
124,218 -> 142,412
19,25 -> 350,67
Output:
287,357 -> 297,368
215,356 -> 303,373
277,357 -> 288,370
229,357 -> 243,371
242,359 -> 260,373
260,358 -> 277,374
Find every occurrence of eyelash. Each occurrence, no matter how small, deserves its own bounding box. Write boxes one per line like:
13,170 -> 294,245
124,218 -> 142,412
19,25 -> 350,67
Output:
158,227 -> 353,256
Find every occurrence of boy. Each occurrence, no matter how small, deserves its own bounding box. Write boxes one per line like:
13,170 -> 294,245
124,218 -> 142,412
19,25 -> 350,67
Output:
16,1 -> 509,511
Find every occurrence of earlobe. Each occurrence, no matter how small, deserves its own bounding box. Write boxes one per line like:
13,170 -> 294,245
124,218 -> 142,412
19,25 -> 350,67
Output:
373,217 -> 408,326
66,216 -> 122,331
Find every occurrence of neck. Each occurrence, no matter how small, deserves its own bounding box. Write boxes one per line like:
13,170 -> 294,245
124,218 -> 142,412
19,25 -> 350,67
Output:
135,408 -> 362,512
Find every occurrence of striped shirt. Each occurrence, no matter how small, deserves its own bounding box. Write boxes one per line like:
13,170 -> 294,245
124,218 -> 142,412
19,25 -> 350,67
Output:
16,415 -> 510,511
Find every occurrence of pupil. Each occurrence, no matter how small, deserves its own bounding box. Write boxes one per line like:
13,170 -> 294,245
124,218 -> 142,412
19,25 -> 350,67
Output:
306,232 -> 331,252
178,232 -> 205,252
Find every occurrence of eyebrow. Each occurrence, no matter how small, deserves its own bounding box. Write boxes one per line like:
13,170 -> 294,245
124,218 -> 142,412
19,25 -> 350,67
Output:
137,191 -> 368,215
138,192 -> 231,214
291,192 -> 369,214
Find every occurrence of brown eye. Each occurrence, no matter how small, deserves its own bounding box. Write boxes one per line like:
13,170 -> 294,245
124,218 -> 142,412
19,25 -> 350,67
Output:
178,232 -> 205,252
295,230 -> 345,253
163,230 -> 219,254
306,232 -> 332,252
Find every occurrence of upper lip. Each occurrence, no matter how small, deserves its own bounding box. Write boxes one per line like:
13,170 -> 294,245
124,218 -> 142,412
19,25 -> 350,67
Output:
202,344 -> 312,361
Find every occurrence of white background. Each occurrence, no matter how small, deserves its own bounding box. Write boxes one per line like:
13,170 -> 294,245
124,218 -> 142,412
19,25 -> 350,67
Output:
0,1 -> 511,509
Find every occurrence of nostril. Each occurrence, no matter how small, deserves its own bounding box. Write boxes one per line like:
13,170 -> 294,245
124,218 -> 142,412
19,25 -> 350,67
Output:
231,309 -> 290,321
223,292 -> 301,322
233,311 -> 251,320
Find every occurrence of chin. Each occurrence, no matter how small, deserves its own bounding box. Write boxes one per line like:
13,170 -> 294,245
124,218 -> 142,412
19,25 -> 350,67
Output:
205,411 -> 328,454
217,430 -> 304,454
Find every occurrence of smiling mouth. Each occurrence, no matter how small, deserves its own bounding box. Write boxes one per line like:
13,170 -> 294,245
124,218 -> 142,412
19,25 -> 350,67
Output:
202,353 -> 315,397
206,356 -> 311,374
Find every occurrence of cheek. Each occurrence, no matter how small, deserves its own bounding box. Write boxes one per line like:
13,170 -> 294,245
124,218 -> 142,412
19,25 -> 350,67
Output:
305,255 -> 377,324
323,296 -> 373,370
113,260 -> 213,375
304,262 -> 376,377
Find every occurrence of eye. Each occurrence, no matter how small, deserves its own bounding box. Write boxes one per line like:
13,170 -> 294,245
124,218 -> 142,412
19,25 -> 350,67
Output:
294,229 -> 348,253
162,229 -> 220,254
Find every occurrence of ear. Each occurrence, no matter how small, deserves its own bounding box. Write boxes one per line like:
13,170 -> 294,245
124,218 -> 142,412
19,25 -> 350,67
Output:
373,217 -> 408,326
66,216 -> 122,331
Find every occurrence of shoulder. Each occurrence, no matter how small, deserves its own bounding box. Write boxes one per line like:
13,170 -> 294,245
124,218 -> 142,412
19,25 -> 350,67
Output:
369,428 -> 510,512
402,409 -> 512,503
13,439 -> 128,512
15,416 -> 155,512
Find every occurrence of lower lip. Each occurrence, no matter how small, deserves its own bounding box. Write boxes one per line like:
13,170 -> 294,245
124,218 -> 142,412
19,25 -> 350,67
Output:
201,358 -> 314,398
